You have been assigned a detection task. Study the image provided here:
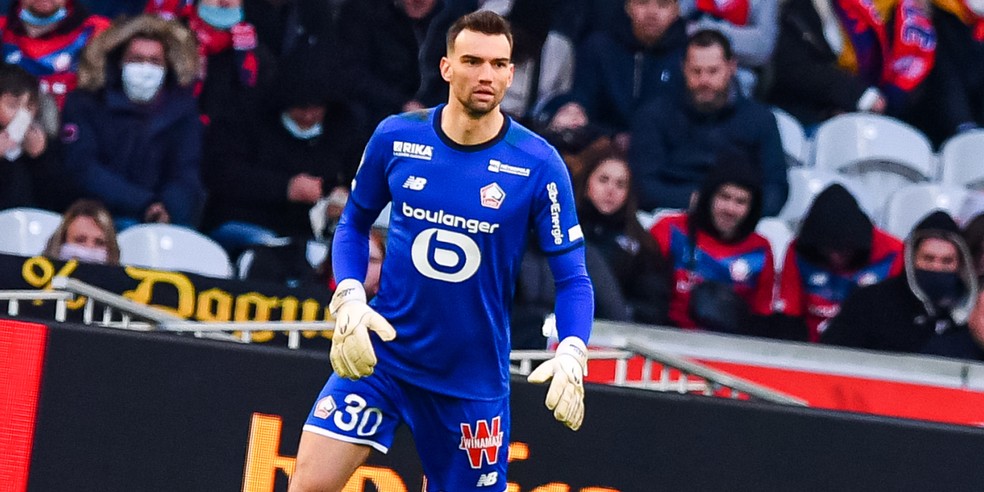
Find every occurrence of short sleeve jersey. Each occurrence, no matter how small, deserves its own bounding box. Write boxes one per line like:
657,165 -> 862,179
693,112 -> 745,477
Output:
346,105 -> 583,400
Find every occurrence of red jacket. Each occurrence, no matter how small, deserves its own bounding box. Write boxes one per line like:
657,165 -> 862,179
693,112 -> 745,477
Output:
651,213 -> 775,329
0,0 -> 109,108
778,227 -> 904,342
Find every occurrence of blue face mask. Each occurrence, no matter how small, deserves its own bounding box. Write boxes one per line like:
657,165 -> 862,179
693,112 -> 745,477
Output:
20,6 -> 67,27
281,112 -> 323,140
197,4 -> 243,30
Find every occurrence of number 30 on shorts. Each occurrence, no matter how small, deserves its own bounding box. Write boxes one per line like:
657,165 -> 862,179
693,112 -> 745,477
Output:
411,228 -> 481,283
335,394 -> 384,437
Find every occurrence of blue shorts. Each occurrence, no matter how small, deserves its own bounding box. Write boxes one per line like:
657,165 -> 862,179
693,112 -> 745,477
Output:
303,370 -> 510,492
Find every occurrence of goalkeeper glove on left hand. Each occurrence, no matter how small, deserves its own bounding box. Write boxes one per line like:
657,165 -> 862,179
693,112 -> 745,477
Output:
329,278 -> 396,380
527,336 -> 587,431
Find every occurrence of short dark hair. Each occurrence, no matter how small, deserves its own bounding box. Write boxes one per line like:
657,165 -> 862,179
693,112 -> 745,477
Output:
446,10 -> 513,54
0,64 -> 39,104
687,29 -> 733,60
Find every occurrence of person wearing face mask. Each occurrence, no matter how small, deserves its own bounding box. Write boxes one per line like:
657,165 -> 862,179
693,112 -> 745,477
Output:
42,198 -> 121,266
0,64 -> 59,211
823,211 -> 984,361
200,65 -> 365,256
0,0 -> 110,110
59,15 -> 205,229
144,0 -> 275,125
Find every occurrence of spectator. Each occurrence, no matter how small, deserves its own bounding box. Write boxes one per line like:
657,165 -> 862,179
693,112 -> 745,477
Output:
768,0 -> 936,129
823,211 -> 983,360
649,152 -> 774,332
906,0 -> 984,146
145,0 -> 276,124
0,65 -> 54,210
242,0 -> 333,61
629,29 -> 787,215
201,66 -> 364,255
549,0 -> 688,137
42,198 -> 120,265
963,212 -> 984,279
333,0 -> 441,126
776,184 -> 904,342
0,0 -> 110,108
60,15 -> 205,229
575,144 -> 668,324
679,0 -> 778,96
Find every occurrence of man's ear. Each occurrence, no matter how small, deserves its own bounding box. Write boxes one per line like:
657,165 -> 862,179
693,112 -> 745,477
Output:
689,191 -> 699,211
440,57 -> 452,83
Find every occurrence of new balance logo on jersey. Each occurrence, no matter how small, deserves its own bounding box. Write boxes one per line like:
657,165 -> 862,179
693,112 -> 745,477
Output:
459,417 -> 503,469
402,176 -> 427,190
393,141 -> 433,160
476,472 -> 499,487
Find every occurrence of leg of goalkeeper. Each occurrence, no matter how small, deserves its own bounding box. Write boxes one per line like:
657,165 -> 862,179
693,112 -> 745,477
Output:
289,432 -> 371,492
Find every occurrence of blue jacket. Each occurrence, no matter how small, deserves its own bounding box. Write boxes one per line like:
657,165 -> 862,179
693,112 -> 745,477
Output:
61,85 -> 205,226
629,86 -> 788,216
570,14 -> 687,134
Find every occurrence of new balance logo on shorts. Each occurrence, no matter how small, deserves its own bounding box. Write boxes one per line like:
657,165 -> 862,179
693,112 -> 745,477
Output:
476,472 -> 498,487
459,416 -> 503,469
403,176 -> 428,190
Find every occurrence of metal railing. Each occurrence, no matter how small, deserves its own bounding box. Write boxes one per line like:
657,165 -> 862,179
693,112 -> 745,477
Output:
0,278 -> 807,406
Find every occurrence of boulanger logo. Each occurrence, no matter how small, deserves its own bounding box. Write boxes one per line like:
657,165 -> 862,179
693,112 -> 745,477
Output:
401,202 -> 499,234
393,141 -> 433,160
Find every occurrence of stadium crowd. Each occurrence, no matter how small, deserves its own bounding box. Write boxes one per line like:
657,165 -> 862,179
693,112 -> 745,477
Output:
4,0 -> 984,361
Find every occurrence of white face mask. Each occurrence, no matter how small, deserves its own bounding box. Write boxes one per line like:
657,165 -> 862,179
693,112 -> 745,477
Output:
122,62 -> 166,103
59,243 -> 108,264
968,0 -> 984,16
281,112 -> 323,139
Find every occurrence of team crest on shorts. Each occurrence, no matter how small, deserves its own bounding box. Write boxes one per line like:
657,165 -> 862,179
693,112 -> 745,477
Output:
313,396 -> 337,419
459,416 -> 504,468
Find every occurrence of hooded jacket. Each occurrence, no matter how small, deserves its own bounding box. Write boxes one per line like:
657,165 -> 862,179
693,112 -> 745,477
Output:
650,156 -> 774,329
822,211 -> 984,360
61,15 -> 204,226
778,184 -> 904,341
570,11 -> 688,134
629,83 -> 787,215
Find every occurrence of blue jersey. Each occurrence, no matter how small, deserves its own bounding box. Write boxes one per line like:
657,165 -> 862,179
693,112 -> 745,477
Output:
335,105 -> 586,400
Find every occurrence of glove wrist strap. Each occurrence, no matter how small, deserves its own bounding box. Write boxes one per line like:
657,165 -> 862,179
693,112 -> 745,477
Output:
556,336 -> 588,375
330,278 -> 367,316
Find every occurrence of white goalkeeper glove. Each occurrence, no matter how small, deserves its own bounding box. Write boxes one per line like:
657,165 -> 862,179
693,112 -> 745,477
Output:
328,278 -> 396,380
527,336 -> 587,431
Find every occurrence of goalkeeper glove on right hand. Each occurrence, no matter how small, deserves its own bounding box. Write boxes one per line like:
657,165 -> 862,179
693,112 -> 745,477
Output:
527,336 -> 588,431
328,279 -> 396,380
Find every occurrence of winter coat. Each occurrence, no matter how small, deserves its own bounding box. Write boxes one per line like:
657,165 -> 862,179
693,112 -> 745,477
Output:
60,15 -> 204,226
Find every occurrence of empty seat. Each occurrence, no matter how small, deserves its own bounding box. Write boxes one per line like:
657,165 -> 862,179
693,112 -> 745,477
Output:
117,224 -> 233,278
881,184 -> 969,239
772,107 -> 809,166
939,129 -> 984,189
777,168 -> 872,229
813,113 -> 935,217
0,207 -> 62,256
756,217 -> 793,270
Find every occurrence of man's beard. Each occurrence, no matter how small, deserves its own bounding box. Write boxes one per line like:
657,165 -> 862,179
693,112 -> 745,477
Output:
690,88 -> 728,113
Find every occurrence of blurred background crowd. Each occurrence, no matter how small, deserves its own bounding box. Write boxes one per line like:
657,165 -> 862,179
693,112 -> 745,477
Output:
4,0 -> 984,360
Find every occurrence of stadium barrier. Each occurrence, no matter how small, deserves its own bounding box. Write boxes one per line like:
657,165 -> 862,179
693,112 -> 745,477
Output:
4,318 -> 984,492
